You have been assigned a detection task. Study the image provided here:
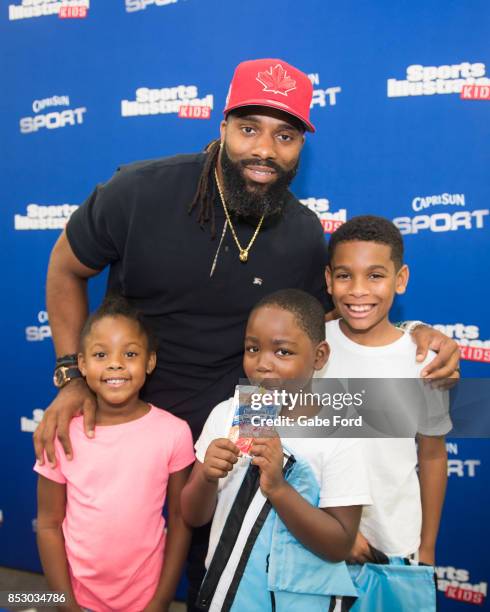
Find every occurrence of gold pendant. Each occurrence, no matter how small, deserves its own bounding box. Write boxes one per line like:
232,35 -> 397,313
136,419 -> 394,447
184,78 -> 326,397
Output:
239,250 -> 248,262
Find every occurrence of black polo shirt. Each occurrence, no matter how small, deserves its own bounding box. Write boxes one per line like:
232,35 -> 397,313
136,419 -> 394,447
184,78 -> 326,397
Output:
67,153 -> 331,438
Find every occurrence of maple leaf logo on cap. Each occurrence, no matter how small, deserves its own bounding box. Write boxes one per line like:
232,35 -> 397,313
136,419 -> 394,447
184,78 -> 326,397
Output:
256,63 -> 297,96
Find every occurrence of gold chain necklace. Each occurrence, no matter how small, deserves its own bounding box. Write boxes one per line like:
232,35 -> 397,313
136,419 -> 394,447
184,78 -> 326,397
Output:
214,168 -> 265,262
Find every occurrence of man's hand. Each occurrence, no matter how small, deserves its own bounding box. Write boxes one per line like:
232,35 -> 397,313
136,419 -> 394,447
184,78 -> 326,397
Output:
142,597 -> 170,612
34,378 -> 96,467
250,436 -> 285,498
411,325 -> 460,384
347,532 -> 374,564
202,438 -> 240,482
418,545 -> 436,566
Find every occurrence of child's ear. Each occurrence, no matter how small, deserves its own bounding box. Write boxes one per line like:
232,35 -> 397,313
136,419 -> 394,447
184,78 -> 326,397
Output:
78,353 -> 87,377
395,264 -> 409,295
146,351 -> 157,375
325,266 -> 333,295
314,341 -> 330,370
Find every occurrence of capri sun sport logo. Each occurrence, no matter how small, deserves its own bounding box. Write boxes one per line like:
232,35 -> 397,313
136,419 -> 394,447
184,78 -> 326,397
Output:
446,442 -> 481,479
25,310 -> 52,342
125,0 -> 178,12
308,72 -> 341,109
393,192 -> 489,235
20,94 -> 87,134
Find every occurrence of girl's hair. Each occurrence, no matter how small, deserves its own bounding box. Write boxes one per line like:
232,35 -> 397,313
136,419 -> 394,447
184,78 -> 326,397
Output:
79,294 -> 158,352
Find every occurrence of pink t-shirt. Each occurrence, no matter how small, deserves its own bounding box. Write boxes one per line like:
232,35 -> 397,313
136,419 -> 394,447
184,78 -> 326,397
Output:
34,405 -> 194,612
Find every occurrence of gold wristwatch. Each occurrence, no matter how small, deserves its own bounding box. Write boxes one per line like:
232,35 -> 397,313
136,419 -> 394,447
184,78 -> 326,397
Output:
53,365 -> 82,389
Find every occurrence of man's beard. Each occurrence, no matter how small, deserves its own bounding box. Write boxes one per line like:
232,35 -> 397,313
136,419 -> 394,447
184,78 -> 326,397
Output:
219,144 -> 299,220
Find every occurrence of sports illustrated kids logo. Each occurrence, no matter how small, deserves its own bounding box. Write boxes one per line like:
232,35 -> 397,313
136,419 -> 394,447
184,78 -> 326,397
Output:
436,564 -> 487,606
14,203 -> 78,231
300,197 -> 346,234
431,323 -> 490,364
308,72 -> 342,108
125,0 -> 178,12
438,444 -> 487,605
387,61 -> 489,97
392,193 -> 489,235
8,0 -> 89,21
20,94 -> 87,134
25,310 -> 52,342
20,408 -> 45,432
121,83 -> 213,119
461,84 -> 490,100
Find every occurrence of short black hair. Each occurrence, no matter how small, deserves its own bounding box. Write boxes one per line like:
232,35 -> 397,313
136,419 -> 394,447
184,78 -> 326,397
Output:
250,289 -> 325,344
328,215 -> 404,269
80,294 -> 158,353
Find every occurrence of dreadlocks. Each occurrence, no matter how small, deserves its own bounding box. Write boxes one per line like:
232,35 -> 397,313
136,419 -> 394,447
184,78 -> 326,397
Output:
188,138 -> 221,238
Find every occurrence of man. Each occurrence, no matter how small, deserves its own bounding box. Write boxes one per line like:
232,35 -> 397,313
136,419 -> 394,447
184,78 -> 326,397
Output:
35,58 -> 459,608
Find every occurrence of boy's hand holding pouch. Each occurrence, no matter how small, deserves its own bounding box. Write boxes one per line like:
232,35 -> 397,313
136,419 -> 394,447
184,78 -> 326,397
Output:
250,435 -> 286,498
228,384 -> 282,455
203,438 -> 240,482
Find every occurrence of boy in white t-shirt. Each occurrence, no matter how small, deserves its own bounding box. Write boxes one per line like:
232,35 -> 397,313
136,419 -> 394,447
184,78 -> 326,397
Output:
320,214 -> 450,566
181,289 -> 372,611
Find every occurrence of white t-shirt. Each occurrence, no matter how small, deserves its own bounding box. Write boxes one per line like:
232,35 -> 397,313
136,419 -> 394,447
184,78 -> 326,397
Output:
317,319 -> 451,557
195,394 -> 372,571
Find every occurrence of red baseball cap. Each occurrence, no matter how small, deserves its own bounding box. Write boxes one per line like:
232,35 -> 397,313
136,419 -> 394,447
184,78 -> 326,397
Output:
224,58 -> 315,132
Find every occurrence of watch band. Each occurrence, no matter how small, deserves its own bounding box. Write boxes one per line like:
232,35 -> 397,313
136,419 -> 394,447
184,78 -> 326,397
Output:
399,320 -> 427,334
56,353 -> 79,367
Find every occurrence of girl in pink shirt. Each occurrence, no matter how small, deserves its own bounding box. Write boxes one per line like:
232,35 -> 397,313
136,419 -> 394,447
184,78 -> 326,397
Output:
35,296 -> 195,612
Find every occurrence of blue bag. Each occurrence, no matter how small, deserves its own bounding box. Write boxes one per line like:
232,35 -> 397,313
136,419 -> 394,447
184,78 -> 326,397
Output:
348,558 -> 436,612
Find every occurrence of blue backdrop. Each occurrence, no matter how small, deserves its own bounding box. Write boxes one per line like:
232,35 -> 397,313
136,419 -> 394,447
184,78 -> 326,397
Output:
1,0 -> 489,609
